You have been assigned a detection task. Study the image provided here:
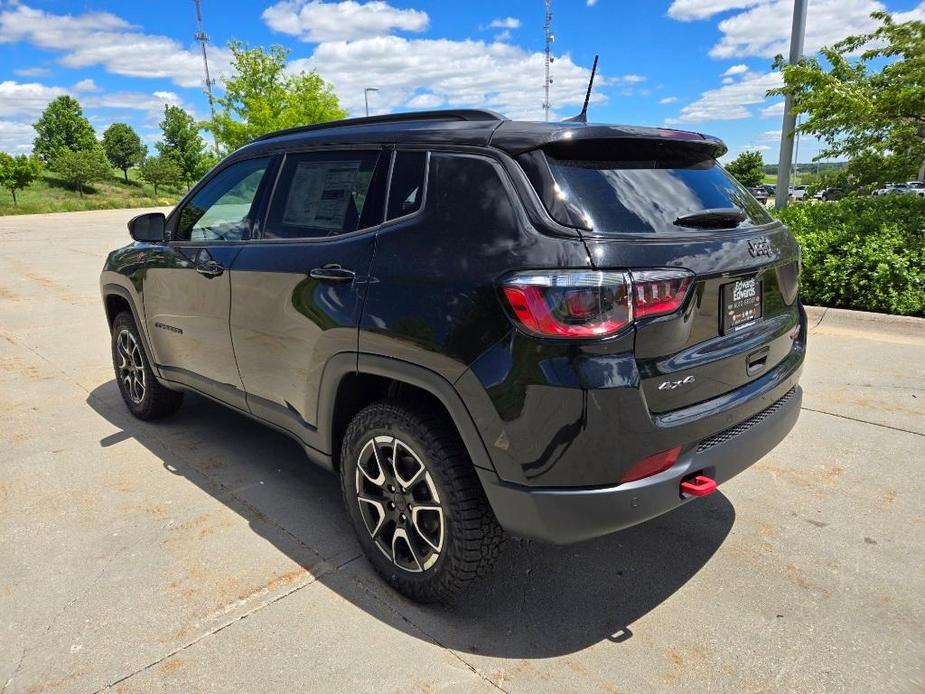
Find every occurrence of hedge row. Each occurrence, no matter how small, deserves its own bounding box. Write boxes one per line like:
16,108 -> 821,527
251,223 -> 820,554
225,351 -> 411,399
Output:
775,196 -> 925,316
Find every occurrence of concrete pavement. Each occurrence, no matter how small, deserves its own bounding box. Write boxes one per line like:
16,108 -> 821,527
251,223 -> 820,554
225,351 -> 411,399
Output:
1,208 -> 923,693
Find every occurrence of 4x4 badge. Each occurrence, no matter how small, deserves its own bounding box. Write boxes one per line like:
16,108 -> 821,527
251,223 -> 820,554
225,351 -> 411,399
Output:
658,375 -> 696,391
748,237 -> 772,258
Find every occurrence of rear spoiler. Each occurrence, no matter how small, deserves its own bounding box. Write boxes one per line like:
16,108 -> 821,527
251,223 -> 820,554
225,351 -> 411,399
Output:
489,121 -> 727,159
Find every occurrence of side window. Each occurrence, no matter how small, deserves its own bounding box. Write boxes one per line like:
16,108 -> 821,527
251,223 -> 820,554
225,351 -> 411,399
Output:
429,153 -> 517,230
264,150 -> 383,239
175,157 -> 270,242
387,151 -> 427,220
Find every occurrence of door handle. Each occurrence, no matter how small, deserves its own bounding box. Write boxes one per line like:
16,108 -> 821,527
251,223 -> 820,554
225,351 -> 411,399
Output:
310,264 -> 356,282
195,260 -> 224,277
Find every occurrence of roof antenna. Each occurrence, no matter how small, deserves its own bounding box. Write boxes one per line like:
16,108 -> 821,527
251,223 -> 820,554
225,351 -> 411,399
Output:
564,55 -> 599,123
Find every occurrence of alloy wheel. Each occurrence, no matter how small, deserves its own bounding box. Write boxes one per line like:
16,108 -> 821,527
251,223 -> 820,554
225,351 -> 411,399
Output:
355,435 -> 445,573
116,329 -> 147,404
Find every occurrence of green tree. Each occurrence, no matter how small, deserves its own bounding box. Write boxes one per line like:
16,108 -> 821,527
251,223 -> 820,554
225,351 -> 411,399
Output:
102,123 -> 147,182
32,96 -> 98,163
209,41 -> 346,151
155,105 -> 207,189
51,146 -> 112,197
725,150 -> 765,187
770,11 -> 925,184
0,153 -> 42,205
138,155 -> 182,196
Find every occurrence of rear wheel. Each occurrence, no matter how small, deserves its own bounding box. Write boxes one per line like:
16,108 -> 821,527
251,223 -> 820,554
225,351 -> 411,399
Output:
111,311 -> 183,420
340,400 -> 503,602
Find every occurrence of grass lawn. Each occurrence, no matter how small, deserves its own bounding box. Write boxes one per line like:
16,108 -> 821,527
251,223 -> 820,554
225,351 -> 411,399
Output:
0,168 -> 184,216
762,173 -> 778,185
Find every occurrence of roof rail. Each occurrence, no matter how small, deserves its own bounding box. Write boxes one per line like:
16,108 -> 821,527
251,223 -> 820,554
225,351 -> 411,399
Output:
252,109 -> 507,143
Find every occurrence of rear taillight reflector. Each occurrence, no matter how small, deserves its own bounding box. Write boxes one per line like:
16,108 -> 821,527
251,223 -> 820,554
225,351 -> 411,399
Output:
620,446 -> 682,483
501,269 -> 692,339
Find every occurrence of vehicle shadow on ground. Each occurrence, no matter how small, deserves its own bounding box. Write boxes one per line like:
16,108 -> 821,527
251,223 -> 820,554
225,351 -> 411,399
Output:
87,382 -> 735,659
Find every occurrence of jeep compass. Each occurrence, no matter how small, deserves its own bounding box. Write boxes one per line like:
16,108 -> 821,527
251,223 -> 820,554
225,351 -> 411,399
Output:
100,110 -> 805,602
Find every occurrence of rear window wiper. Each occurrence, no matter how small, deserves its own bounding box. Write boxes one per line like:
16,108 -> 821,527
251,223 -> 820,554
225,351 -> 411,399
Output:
673,207 -> 746,229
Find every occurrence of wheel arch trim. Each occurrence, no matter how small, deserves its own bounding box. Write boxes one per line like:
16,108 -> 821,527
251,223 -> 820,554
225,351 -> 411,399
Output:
101,283 -> 161,378
317,353 -> 496,473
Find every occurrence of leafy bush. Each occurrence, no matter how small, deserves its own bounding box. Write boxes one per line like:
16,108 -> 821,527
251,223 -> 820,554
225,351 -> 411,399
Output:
775,196 -> 925,316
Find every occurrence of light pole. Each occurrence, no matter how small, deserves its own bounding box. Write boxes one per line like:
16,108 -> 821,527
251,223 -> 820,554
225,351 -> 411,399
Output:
775,0 -> 809,209
364,88 -> 379,117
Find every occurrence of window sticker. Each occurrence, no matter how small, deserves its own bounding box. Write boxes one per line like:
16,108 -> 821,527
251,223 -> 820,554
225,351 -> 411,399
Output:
282,160 -> 360,230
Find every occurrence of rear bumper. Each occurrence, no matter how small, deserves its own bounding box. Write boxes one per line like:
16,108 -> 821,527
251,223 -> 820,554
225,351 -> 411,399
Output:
478,385 -> 802,544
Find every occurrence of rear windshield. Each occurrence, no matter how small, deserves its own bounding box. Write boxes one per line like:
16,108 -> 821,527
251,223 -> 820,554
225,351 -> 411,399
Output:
523,146 -> 773,235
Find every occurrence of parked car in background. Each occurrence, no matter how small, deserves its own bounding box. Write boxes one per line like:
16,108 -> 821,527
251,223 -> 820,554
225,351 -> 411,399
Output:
99,109 -> 806,602
873,183 -> 908,196
789,185 -> 808,200
748,186 -> 769,204
906,181 -> 925,196
760,184 -> 776,197
813,187 -> 844,201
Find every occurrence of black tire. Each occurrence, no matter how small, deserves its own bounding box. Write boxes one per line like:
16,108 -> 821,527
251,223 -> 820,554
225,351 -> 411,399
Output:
110,311 -> 183,420
340,400 -> 503,602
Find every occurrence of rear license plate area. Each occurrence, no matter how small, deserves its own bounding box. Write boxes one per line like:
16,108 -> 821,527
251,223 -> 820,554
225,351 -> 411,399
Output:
722,276 -> 762,334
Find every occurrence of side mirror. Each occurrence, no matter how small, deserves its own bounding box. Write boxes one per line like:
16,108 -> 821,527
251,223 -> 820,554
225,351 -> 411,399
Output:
128,212 -> 166,242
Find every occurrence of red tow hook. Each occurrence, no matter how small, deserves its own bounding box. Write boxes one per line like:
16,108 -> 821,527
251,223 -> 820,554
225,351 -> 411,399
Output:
680,475 -> 717,497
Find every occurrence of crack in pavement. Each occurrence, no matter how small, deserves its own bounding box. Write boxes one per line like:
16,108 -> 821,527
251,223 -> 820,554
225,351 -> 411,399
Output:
2,539 -> 139,693
342,572 -> 509,693
801,406 -> 924,437
94,574 -> 321,692
808,307 -> 829,332
94,553 -> 364,692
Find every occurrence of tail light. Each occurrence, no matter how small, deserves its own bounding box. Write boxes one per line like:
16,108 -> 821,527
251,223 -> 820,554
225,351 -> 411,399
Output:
501,269 -> 692,339
629,270 -> 693,320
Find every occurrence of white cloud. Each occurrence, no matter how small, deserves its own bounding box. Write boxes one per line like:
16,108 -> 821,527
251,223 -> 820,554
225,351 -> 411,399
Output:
723,63 -> 748,76
670,70 -> 781,123
487,17 -> 521,29
262,0 -> 428,42
721,76 -> 734,84
0,120 -> 36,154
658,96 -> 678,104
587,0 -> 599,6
405,93 -> 444,109
710,0 -> 925,59
669,0 -> 925,58
759,129 -> 781,140
667,0 -> 762,21
13,66 -> 50,77
895,3 -> 925,22
621,74 -> 646,84
494,30 -> 512,43
73,78 -> 100,93
760,101 -> 785,118
293,36 -> 606,120
0,80 -> 67,118
83,90 -> 191,125
0,3 -> 231,88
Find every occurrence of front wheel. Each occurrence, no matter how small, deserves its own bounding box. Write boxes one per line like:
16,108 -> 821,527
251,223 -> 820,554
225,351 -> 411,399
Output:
340,400 -> 503,602
111,311 -> 183,420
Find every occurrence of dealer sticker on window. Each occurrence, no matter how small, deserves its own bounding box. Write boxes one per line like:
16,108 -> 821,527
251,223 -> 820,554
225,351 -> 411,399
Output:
722,277 -> 763,333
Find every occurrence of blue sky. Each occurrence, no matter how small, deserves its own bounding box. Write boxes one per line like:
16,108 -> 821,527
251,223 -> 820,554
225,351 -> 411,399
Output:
1,0 -> 923,161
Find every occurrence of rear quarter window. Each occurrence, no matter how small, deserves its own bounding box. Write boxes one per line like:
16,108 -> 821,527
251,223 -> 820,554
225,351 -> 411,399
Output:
429,153 -> 517,232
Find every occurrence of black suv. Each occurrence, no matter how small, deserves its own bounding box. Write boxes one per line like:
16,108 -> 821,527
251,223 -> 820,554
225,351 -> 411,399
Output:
100,110 -> 805,602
